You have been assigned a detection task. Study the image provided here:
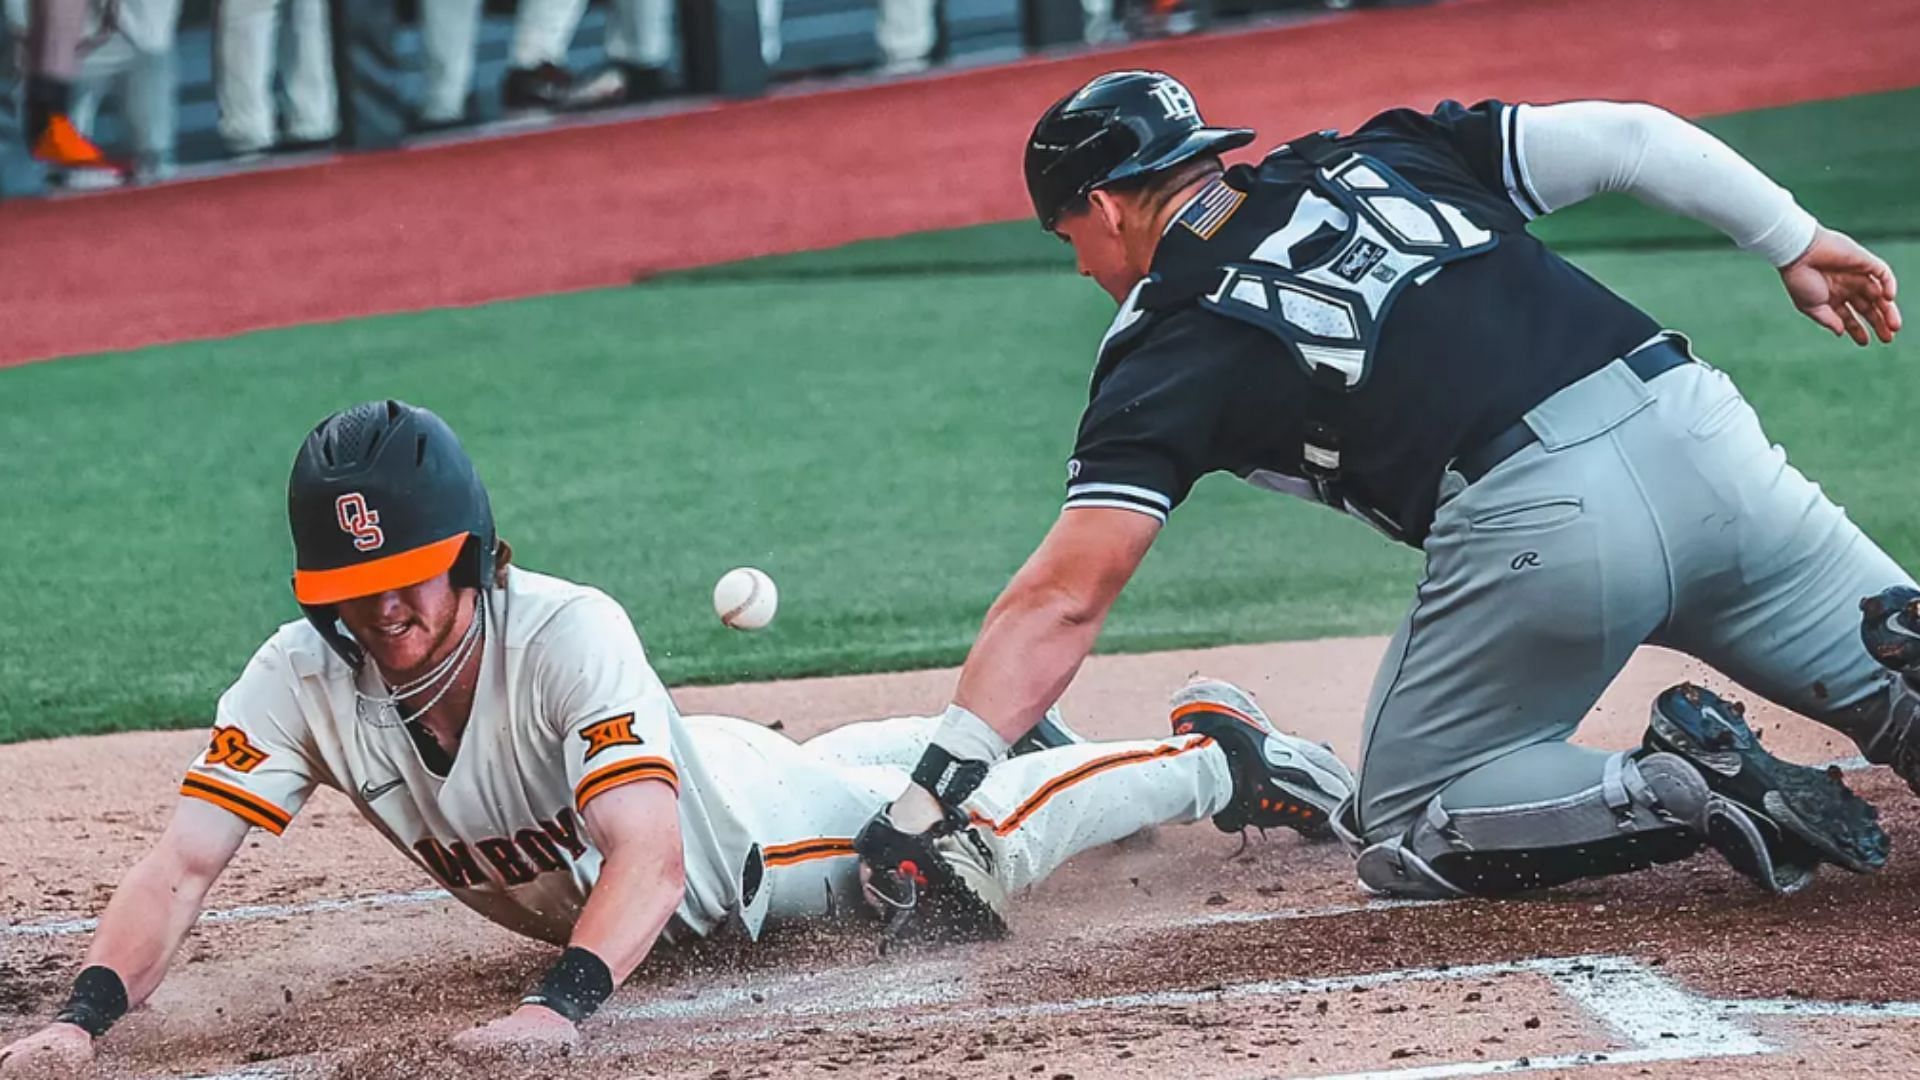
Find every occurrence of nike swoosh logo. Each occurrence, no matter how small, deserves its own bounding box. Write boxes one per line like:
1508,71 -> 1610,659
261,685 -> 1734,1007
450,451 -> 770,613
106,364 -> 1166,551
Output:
359,777 -> 405,802
1882,616 -> 1920,641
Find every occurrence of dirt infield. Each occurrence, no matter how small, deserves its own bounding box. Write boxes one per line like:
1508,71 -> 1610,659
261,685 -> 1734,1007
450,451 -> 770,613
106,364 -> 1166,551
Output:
2,0 -> 1919,366
8,637 -> 1920,1079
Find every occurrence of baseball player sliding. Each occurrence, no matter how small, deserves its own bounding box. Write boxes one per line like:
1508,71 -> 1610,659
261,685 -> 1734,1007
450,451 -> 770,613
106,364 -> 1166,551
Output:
0,400 -> 1353,1072
856,71 -> 1910,911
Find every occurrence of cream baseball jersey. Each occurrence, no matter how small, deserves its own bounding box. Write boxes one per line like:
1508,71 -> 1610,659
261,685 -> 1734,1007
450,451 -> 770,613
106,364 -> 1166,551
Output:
179,568 -> 765,945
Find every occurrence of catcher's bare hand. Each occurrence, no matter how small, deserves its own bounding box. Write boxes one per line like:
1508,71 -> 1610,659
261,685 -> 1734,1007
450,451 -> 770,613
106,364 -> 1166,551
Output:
0,1023 -> 93,1078
1780,226 -> 1902,345
447,1004 -> 579,1060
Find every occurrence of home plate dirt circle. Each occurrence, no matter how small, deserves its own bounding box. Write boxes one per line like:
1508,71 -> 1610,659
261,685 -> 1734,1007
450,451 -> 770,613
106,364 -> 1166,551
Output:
6,639 -> 1920,1079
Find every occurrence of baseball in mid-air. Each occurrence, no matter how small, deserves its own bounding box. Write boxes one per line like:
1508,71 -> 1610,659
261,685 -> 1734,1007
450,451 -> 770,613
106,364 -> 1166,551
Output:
713,567 -> 779,630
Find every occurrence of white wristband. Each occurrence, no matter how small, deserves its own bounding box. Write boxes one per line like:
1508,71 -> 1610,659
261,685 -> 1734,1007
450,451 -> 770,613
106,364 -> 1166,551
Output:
931,703 -> 1012,763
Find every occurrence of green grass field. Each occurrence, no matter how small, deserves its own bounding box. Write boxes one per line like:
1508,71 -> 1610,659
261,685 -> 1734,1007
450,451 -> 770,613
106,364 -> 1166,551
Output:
3,90 -> 1916,744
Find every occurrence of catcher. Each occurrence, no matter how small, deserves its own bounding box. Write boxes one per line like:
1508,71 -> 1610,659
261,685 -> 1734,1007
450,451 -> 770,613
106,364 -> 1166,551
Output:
0,399 -> 1352,1072
856,70 -> 1908,909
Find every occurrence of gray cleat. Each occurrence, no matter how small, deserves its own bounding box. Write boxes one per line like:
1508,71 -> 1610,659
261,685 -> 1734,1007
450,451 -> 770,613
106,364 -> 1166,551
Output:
1011,704 -> 1083,756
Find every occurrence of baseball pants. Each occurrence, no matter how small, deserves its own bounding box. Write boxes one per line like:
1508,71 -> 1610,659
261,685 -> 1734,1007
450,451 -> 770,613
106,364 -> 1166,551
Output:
214,0 -> 336,151
682,713 -> 1233,922
1354,338 -> 1915,843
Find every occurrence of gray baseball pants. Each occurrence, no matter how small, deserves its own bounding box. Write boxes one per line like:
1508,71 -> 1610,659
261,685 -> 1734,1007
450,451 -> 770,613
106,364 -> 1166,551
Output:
1354,339 -> 1914,843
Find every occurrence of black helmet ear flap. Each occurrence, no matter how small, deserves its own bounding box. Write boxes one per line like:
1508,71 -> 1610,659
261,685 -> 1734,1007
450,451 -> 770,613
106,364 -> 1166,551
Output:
297,595 -> 366,669
449,533 -> 497,592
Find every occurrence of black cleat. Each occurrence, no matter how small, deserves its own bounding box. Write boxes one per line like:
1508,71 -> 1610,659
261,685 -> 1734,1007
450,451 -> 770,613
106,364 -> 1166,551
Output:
503,62 -> 573,112
1645,683 -> 1887,877
1862,585 -> 1920,675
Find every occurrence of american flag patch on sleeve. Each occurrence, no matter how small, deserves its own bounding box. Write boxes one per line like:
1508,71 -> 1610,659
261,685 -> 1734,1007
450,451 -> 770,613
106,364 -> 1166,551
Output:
1177,179 -> 1246,240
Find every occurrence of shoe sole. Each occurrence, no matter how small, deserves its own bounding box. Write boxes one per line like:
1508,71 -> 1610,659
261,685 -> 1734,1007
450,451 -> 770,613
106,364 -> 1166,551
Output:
1175,711 -> 1352,837
1171,679 -> 1271,734
1647,684 -> 1887,873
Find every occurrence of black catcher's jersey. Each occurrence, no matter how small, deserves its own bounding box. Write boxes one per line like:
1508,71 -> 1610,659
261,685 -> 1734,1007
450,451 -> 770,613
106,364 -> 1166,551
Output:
1063,100 -> 1662,545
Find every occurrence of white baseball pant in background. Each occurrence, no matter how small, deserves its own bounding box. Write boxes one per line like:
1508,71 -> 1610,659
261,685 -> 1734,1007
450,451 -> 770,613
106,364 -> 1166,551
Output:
214,0 -> 336,151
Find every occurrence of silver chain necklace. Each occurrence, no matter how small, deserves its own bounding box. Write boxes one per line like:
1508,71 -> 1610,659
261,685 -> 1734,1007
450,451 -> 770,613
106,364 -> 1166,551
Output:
353,594 -> 487,729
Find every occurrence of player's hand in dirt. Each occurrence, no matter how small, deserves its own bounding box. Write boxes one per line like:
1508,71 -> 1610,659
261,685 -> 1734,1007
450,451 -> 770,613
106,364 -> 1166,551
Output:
447,1003 -> 579,1060
1781,226 -> 1902,345
0,1023 -> 94,1078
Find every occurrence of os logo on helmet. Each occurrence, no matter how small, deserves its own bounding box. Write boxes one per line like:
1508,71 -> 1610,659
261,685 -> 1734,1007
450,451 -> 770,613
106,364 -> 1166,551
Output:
335,492 -> 385,552
1148,79 -> 1198,123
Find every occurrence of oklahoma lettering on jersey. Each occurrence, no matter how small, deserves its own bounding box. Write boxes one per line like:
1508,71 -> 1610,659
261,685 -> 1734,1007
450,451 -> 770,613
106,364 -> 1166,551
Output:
179,568 -> 762,945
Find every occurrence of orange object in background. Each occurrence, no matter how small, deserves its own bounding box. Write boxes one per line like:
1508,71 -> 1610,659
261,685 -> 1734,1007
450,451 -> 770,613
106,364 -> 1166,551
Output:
30,112 -> 126,173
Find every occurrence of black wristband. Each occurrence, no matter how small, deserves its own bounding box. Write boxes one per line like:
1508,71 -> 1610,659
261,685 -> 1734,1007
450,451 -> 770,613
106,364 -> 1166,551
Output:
520,947 -> 614,1024
909,744 -> 990,807
54,966 -> 128,1038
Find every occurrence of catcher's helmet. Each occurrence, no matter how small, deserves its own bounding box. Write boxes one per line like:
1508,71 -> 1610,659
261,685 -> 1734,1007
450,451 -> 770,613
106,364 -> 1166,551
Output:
1024,70 -> 1254,231
288,400 -> 496,665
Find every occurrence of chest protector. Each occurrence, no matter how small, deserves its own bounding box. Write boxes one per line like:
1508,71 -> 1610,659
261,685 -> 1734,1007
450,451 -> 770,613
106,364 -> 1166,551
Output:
1135,134 -> 1500,539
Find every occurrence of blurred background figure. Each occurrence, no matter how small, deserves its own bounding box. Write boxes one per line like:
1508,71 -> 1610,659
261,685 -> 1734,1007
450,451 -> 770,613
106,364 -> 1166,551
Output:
14,0 -> 120,170
506,0 -> 676,111
7,0 -> 179,180
878,0 -> 1119,75
419,0 -> 779,127
215,0 -> 338,155
874,0 -> 932,73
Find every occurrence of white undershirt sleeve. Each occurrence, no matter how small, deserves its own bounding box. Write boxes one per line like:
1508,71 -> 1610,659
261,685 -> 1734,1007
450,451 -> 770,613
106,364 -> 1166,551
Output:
1511,100 -> 1819,267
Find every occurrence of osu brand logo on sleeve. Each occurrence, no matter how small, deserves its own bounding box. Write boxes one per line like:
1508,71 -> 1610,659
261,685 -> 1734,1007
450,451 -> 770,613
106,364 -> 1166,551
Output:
205,725 -> 270,772
579,714 -> 643,761
335,492 -> 384,552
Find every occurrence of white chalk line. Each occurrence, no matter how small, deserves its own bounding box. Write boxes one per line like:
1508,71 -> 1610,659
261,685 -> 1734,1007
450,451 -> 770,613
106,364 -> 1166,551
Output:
1299,955 -> 1770,1080
4,889 -> 1421,941
1723,998 -> 1920,1020
612,951 -> 1594,1025
3,889 -> 450,938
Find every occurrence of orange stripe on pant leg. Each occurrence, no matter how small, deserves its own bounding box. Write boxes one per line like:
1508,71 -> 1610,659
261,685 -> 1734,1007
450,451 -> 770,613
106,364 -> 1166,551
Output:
764,842 -> 859,867
763,838 -> 856,860
969,735 -> 1214,837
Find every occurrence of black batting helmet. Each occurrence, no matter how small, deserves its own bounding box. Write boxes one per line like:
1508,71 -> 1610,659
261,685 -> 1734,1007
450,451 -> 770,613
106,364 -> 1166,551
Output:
288,400 -> 497,665
1024,70 -> 1254,231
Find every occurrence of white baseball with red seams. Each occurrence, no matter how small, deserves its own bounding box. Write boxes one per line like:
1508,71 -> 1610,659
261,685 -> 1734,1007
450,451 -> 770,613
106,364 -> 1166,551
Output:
713,567 -> 779,630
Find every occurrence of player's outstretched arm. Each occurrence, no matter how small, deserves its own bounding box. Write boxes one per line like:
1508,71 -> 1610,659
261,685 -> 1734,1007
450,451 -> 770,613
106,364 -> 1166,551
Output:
449,780 -> 684,1058
0,800 -> 251,1077
1513,100 -> 1899,345
1779,226 -> 1901,345
957,507 -> 1160,743
883,508 -> 1160,831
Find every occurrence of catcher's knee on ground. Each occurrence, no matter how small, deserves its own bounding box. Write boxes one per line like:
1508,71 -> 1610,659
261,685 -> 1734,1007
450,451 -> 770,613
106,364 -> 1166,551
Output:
1346,748 -> 1713,898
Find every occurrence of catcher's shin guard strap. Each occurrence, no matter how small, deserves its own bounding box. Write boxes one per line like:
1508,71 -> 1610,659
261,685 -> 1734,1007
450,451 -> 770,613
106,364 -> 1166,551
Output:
55,966 -> 128,1038
910,743 -> 991,807
1357,752 -> 1712,898
522,946 -> 614,1023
